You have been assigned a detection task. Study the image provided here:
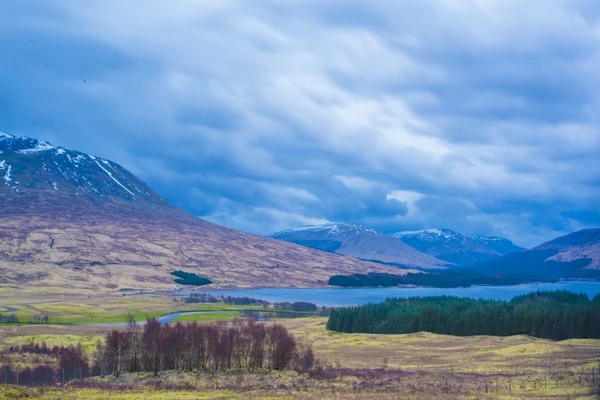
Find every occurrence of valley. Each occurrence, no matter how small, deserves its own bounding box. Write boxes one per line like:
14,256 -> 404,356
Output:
1,308 -> 599,399
1,133 -> 600,399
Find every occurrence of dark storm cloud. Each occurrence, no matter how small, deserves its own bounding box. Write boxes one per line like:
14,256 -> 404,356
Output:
1,0 -> 599,247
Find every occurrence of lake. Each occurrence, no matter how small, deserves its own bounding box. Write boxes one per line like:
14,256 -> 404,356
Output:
173,281 -> 600,307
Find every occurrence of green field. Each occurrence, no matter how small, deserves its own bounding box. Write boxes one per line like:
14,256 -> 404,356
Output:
1,294 -> 600,399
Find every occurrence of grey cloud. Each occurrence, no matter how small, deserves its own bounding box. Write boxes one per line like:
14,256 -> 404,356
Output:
1,0 -> 599,247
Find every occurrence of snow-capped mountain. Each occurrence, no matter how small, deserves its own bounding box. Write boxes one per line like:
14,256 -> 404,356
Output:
270,223 -> 448,269
392,228 -> 525,266
1,132 -> 403,291
0,131 -> 169,214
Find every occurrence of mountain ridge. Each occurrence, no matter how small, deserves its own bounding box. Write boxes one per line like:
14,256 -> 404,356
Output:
270,223 -> 448,269
392,228 -> 525,266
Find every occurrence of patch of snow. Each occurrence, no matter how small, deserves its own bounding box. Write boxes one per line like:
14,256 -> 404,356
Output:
471,236 -> 507,243
274,222 -> 380,237
3,165 -> 12,185
0,131 -> 13,139
88,155 -> 96,160
52,182 -> 58,191
0,160 -> 5,169
17,141 -> 55,154
94,160 -> 136,198
66,153 -> 85,165
55,148 -> 66,155
392,229 -> 457,241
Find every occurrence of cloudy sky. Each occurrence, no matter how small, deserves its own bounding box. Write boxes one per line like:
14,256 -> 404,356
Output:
1,0 -> 600,247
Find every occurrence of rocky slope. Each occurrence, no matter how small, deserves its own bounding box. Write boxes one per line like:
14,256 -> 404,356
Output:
392,228 -> 525,266
270,223 -> 448,269
0,132 -> 408,292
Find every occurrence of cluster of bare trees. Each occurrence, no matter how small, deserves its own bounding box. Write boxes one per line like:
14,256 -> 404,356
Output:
94,316 -> 313,377
1,343 -> 89,385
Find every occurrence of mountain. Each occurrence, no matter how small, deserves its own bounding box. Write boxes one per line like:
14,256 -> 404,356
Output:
0,131 -> 409,293
392,228 -> 525,266
471,229 -> 600,278
269,223 -> 448,269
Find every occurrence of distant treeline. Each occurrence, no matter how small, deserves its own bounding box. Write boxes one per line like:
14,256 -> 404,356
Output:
184,294 -> 320,313
0,313 -> 51,324
95,318 -> 313,376
327,290 -> 600,340
328,270 -> 559,288
0,313 -> 19,323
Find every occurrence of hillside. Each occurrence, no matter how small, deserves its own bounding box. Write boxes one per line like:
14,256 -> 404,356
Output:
0,131 -> 409,293
270,223 -> 447,269
469,228 -> 600,278
393,228 -> 525,266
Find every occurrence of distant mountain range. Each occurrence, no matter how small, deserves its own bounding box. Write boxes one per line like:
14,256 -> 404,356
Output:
392,228 -> 525,266
271,222 -> 600,281
472,229 -> 600,278
270,223 -> 448,269
270,224 -> 525,268
0,132 -> 405,292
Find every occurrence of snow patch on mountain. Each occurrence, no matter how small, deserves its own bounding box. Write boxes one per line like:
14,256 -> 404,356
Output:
16,141 -> 55,154
275,222 -> 380,237
3,165 -> 12,185
94,160 -> 136,198
392,229 -> 458,241
471,236 -> 508,243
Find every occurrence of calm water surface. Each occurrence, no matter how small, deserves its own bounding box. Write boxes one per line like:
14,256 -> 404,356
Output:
174,281 -> 600,307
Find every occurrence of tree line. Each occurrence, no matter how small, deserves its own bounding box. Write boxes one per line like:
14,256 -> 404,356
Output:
328,270 -> 553,288
94,317 -> 314,376
327,290 -> 600,340
0,314 -> 50,324
184,294 -> 322,313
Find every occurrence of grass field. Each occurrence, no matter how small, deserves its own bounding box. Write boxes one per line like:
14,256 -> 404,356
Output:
0,294 -> 267,324
172,311 -> 241,322
1,296 -> 599,399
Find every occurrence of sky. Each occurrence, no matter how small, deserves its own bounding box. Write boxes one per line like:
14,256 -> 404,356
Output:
1,0 -> 599,247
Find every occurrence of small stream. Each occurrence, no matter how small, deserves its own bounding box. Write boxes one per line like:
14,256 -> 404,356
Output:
73,309 -> 321,328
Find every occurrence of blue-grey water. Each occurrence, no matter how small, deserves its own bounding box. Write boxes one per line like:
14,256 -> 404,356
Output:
174,281 -> 600,307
